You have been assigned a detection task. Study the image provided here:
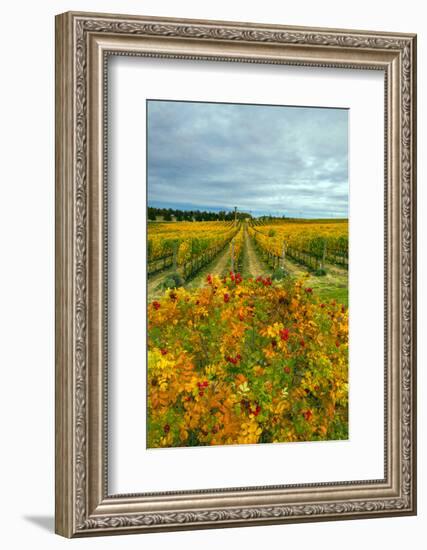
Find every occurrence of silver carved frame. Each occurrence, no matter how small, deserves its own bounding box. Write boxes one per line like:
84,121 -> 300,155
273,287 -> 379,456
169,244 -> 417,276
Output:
55,11 -> 417,537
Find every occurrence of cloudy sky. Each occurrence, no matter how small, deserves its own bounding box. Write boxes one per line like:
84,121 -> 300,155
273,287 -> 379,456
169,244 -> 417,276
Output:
147,100 -> 348,218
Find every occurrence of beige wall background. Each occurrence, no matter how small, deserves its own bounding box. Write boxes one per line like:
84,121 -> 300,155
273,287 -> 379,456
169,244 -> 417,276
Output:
0,1 -> 424,548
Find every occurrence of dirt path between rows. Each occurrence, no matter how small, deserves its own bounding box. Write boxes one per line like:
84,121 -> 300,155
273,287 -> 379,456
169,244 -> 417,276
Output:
284,256 -> 347,279
148,228 -> 348,305
186,243 -> 232,291
242,227 -> 269,278
148,242 -> 234,300
147,266 -> 176,300
242,226 -> 347,305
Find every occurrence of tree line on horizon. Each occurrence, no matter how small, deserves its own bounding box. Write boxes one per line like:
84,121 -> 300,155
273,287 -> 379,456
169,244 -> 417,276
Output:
148,206 -> 253,222
147,207 -> 346,223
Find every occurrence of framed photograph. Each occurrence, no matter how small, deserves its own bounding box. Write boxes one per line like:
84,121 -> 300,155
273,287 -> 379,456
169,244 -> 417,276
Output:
55,11 -> 417,537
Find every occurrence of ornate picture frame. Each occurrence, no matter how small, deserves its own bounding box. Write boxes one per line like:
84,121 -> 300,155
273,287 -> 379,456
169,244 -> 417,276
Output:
55,11 -> 417,537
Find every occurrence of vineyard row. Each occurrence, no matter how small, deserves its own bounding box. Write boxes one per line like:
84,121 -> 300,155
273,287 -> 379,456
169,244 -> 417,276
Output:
248,223 -> 348,272
148,224 -> 243,281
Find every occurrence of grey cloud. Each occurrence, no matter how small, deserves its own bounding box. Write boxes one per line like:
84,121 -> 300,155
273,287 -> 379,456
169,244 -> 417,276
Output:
147,100 -> 348,218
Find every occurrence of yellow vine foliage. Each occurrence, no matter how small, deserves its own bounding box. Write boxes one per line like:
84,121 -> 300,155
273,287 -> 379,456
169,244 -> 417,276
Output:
148,221 -> 236,262
249,219 -> 348,258
147,274 -> 348,448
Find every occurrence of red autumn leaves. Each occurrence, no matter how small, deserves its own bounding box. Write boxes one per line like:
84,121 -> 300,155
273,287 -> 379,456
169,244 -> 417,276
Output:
226,354 -> 242,365
230,272 -> 243,284
208,271 -> 243,286
278,327 -> 305,349
197,380 -> 209,397
280,328 -> 290,341
256,276 -> 272,287
241,399 -> 261,417
302,410 -> 313,422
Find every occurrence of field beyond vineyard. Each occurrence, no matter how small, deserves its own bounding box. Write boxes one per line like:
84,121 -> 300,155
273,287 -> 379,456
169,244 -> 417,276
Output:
147,218 -> 349,448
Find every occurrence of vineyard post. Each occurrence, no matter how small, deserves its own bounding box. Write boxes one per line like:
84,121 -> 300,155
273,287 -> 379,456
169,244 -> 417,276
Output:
173,241 -> 178,270
321,241 -> 327,270
191,239 -> 195,277
281,241 -> 286,269
231,241 -> 234,273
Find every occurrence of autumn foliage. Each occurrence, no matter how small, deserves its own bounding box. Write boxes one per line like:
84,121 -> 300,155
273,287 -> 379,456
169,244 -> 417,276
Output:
147,273 -> 348,448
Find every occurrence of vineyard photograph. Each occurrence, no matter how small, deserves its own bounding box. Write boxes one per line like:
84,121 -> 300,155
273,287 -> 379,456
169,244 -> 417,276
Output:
146,99 -> 349,449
